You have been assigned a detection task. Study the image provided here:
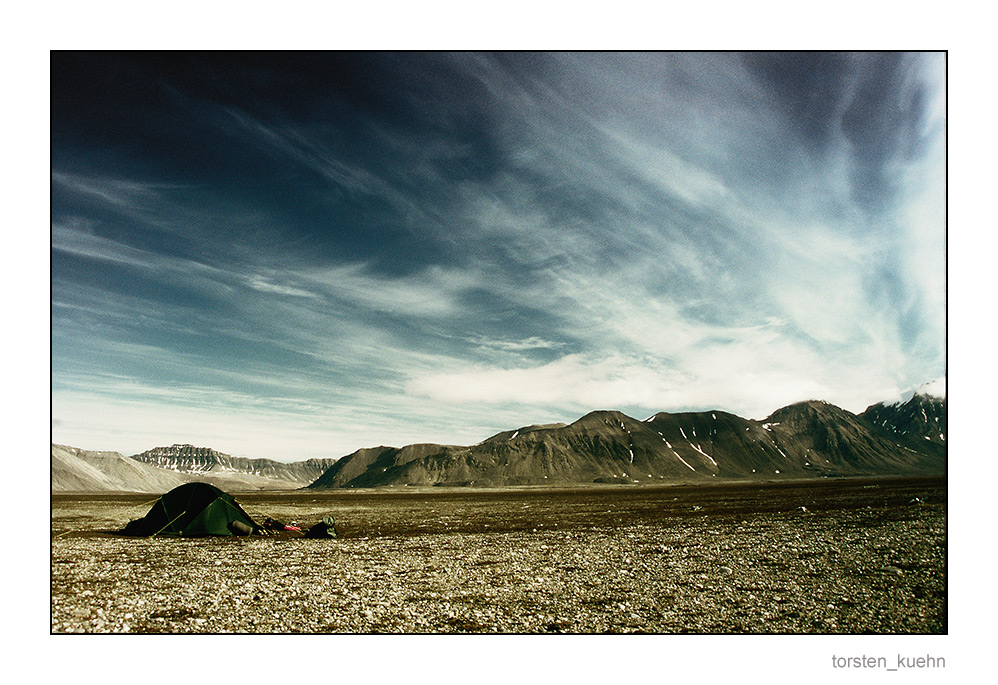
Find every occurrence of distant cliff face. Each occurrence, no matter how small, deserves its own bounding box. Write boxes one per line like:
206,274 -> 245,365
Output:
129,444 -> 228,473
309,398 -> 946,489
129,444 -> 336,484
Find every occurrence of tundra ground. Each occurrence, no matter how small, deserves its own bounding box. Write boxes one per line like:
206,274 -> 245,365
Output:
51,477 -> 945,634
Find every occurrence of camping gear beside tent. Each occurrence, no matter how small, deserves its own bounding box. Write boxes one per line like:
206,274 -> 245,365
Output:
263,517 -> 301,532
305,515 -> 338,538
121,482 -> 260,537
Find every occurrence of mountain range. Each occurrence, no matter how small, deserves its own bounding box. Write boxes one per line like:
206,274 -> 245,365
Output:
51,391 -> 946,492
309,393 -> 945,488
51,444 -> 335,493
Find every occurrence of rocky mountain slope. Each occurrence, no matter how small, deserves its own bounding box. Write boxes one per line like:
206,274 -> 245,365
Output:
52,445 -> 188,493
309,396 -> 946,489
860,392 -> 947,451
52,443 -> 336,492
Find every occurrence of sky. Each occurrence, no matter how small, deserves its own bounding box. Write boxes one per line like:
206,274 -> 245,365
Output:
50,51 -> 946,461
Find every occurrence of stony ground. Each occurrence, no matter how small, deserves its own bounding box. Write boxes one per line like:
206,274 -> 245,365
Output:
50,477 -> 946,634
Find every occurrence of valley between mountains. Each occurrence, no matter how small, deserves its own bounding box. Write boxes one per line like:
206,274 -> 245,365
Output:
52,392 -> 945,493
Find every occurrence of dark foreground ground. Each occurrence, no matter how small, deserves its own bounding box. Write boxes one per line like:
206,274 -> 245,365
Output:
51,476 -> 946,634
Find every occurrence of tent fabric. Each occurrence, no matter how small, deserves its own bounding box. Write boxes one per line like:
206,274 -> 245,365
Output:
122,482 -> 260,537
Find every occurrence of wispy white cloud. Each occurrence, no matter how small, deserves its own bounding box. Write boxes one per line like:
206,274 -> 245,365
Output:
244,275 -> 320,299
52,221 -> 159,271
297,263 -> 480,318
51,172 -> 178,210
50,53 -> 945,460
222,107 -> 432,222
406,353 -> 682,410
468,336 -> 565,353
402,318 -> 908,421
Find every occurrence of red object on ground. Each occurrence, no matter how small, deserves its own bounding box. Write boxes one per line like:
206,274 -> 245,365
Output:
284,525 -> 300,531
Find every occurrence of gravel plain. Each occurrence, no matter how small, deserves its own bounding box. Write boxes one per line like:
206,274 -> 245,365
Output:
51,477 -> 946,634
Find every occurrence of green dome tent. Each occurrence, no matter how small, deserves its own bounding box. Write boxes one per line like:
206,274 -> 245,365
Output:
122,482 -> 260,537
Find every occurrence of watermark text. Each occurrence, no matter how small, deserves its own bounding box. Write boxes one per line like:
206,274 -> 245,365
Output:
831,654 -> 945,671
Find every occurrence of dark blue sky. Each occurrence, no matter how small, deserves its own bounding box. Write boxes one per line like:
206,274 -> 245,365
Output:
51,51 -> 946,460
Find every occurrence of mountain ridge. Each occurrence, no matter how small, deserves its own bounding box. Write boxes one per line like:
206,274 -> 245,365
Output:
309,395 -> 946,488
52,391 -> 946,492
130,444 -> 335,483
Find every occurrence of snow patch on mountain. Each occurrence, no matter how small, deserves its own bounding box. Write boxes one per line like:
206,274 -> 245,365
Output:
889,377 -> 946,406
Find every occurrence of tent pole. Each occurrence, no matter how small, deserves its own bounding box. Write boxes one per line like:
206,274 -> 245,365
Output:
152,510 -> 187,537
